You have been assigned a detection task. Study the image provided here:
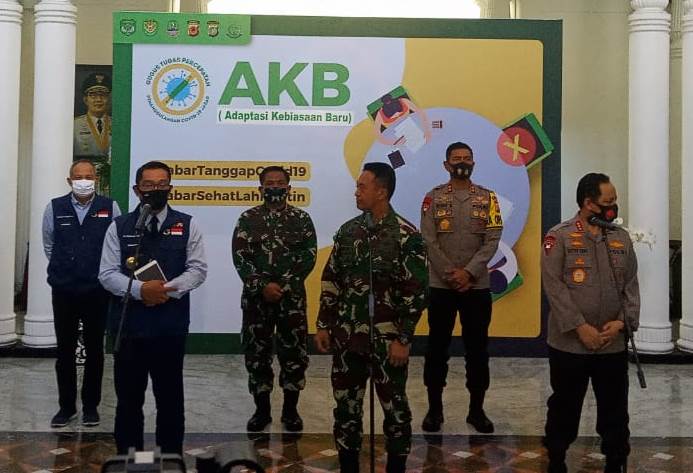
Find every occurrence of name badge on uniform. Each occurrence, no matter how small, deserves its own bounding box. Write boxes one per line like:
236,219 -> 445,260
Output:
94,210 -> 110,218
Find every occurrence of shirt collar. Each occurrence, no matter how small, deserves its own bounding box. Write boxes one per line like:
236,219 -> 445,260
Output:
71,193 -> 95,208
148,206 -> 168,225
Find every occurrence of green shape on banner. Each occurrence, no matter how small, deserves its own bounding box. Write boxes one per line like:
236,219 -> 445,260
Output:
219,61 -> 266,105
268,62 -> 309,106
312,63 -> 351,106
366,85 -> 408,117
113,11 -> 251,45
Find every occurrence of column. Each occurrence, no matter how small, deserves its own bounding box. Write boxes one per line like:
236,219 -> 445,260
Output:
628,0 -> 674,354
677,0 -> 693,352
478,0 -> 511,19
0,0 -> 22,346
23,0 -> 76,347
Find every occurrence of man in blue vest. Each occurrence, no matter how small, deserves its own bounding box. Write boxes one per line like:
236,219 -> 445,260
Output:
99,160 -> 207,455
42,158 -> 121,428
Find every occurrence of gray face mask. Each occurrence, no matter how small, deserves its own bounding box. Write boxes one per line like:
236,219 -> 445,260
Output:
263,187 -> 288,204
449,162 -> 474,180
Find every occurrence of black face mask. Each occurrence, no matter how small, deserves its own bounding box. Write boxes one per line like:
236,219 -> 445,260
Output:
140,189 -> 169,211
597,203 -> 618,222
263,187 -> 288,205
449,162 -> 474,180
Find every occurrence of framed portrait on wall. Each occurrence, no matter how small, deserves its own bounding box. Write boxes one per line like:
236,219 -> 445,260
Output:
74,64 -> 113,195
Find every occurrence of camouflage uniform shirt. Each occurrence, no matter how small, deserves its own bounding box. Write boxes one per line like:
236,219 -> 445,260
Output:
232,203 -> 317,309
317,207 -> 428,352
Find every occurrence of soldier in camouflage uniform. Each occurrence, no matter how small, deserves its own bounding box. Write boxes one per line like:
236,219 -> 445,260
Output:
315,162 -> 428,473
232,166 -> 317,432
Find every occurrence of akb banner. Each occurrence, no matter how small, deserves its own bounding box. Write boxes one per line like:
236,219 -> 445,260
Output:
112,13 -> 562,353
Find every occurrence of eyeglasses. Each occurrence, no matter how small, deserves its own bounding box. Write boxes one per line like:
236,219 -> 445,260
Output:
87,91 -> 109,98
138,183 -> 171,192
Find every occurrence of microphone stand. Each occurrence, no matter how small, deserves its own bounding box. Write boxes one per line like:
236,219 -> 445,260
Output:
113,218 -> 148,354
600,227 -> 647,389
600,226 -> 646,473
365,218 -> 376,473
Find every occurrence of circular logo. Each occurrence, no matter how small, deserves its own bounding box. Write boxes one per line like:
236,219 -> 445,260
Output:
146,59 -> 210,123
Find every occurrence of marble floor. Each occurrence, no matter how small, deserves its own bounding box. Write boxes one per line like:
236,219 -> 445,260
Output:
1,355 -> 692,472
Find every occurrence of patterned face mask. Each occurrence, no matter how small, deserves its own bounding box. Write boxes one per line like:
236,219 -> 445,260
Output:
449,162 -> 474,180
263,187 -> 288,204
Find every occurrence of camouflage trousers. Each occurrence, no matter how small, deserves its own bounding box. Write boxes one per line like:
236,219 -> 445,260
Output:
331,341 -> 412,455
241,297 -> 308,396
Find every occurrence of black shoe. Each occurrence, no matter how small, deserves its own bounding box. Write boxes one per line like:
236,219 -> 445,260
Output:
247,392 -> 272,432
466,409 -> 494,433
281,410 -> 303,432
247,410 -> 272,431
386,454 -> 407,473
548,460 -> 568,473
421,409 -> 444,432
51,409 -> 77,428
338,449 -> 360,473
82,408 -> 100,427
281,390 -> 303,431
604,457 -> 626,473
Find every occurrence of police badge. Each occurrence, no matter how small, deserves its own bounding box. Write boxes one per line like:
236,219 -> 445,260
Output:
207,20 -> 219,37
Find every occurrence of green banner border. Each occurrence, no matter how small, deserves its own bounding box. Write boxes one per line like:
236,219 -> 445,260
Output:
111,16 -> 562,355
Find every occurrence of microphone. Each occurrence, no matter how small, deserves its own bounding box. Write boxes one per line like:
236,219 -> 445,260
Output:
135,203 -> 152,232
588,214 -> 620,230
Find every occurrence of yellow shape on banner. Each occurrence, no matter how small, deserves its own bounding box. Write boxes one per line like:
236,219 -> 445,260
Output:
310,37 -> 544,338
503,134 -> 530,162
169,186 -> 310,206
164,160 -> 311,181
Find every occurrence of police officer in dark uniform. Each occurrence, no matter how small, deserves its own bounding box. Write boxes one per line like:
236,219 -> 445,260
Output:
99,161 -> 207,455
43,159 -> 120,428
420,142 -> 503,434
542,173 -> 639,473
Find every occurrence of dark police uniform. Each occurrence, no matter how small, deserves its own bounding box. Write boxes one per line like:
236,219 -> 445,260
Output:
420,182 -> 502,406
542,215 -> 640,469
99,205 -> 206,454
44,193 -> 117,417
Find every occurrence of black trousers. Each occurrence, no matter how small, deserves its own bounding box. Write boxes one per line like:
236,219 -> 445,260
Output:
113,335 -> 186,455
423,287 -> 492,392
545,347 -> 630,461
51,288 -> 108,412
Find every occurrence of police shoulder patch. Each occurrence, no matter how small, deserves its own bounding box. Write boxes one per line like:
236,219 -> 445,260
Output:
543,235 -> 557,255
421,195 -> 433,213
